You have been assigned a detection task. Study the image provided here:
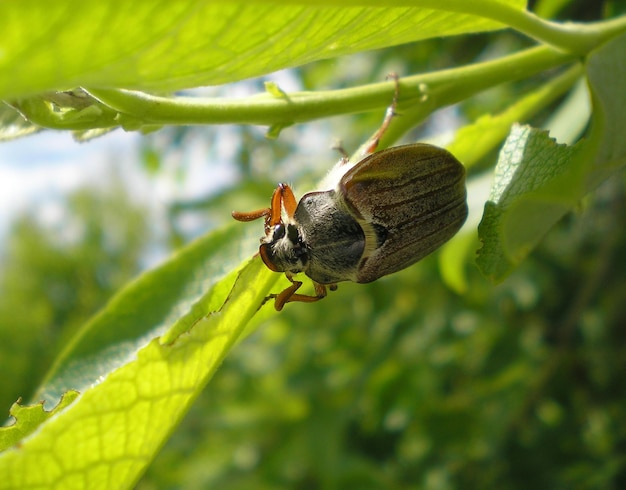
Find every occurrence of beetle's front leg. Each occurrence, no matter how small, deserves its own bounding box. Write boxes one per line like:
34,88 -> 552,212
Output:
270,276 -> 334,311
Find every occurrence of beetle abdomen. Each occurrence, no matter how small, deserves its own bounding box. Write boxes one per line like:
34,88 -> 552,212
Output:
339,144 -> 467,283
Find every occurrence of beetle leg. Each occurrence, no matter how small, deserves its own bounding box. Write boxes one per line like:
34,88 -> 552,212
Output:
361,72 -> 400,156
271,280 -> 305,311
331,142 -> 350,164
271,278 -> 330,311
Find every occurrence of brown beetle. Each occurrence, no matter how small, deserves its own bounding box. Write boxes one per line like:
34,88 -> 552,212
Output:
233,76 -> 467,310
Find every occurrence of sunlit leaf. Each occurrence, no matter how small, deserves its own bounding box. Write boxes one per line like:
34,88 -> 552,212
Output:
476,32 -> 626,280
0,0 -> 524,99
0,224 -> 279,489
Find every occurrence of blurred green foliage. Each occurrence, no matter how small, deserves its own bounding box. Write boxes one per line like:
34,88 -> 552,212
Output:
0,175 -> 150,412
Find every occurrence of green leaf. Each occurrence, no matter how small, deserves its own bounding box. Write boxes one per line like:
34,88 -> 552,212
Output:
0,392 -> 79,452
476,124 -> 584,280
0,223 -> 281,489
0,103 -> 40,141
0,0 -> 524,99
35,224 -> 274,404
476,33 -> 626,280
585,32 -> 626,174
439,231 -> 476,293
437,65 -> 581,290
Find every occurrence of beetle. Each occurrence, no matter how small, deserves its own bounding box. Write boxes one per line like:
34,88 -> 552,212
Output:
233,76 -> 467,311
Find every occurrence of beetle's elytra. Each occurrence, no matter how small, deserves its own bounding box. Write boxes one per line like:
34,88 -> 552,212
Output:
233,75 -> 468,310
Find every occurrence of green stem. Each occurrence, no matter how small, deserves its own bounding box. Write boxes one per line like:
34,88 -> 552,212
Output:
83,45 -> 576,132
463,5 -> 626,53
445,64 -> 584,169
12,94 -> 139,131
280,0 -> 626,54
381,53 -> 583,147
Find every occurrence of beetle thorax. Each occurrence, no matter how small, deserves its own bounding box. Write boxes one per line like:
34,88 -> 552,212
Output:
261,220 -> 309,274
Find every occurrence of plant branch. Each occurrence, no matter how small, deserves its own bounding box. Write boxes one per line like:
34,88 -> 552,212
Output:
79,45 -> 577,133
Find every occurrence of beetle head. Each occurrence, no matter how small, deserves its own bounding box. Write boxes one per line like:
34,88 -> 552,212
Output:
259,221 -> 309,274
